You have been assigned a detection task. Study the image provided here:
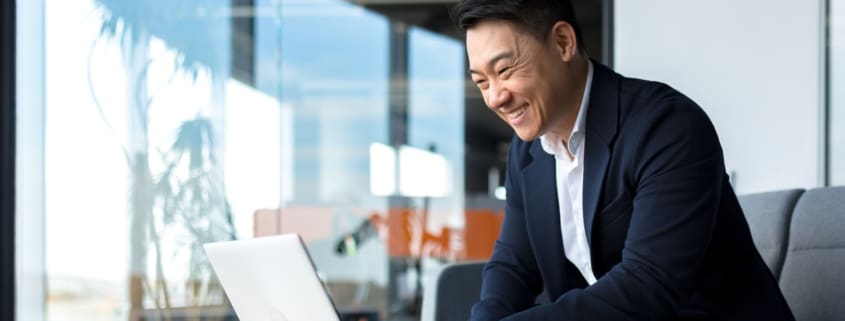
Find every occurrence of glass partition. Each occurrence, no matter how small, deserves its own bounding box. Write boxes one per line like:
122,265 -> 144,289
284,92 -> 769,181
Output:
18,0 -> 476,320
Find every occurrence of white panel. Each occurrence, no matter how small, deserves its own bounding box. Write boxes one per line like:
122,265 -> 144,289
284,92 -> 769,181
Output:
615,0 -> 823,194
831,0 -> 845,185
224,79 -> 282,239
398,145 -> 452,197
369,143 -> 396,196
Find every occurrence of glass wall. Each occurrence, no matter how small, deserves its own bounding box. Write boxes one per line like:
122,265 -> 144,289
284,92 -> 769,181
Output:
407,26 -> 465,257
18,0 -> 481,320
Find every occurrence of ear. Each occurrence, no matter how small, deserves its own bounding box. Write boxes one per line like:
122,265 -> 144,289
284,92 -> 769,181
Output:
549,21 -> 578,62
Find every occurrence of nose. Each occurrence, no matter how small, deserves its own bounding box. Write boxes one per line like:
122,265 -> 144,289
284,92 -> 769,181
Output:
485,81 -> 511,110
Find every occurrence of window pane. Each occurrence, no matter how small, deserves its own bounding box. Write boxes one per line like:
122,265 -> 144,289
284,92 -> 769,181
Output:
407,25 -> 466,256
20,0 -> 479,321
269,1 -> 392,317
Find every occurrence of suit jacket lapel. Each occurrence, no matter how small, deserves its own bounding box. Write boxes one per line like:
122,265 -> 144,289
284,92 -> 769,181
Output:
514,61 -> 621,284
583,61 -> 620,245
521,143 -> 566,288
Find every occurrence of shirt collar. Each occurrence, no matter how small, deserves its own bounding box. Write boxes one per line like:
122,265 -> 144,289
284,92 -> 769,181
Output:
540,60 -> 594,157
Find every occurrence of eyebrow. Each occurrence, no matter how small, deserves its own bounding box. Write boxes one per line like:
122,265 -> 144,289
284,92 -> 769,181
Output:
468,51 -> 514,75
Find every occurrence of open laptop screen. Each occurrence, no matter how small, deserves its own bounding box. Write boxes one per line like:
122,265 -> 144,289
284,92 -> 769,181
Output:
204,234 -> 342,321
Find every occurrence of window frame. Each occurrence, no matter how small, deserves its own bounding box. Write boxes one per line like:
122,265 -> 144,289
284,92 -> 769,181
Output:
1,0 -> 18,320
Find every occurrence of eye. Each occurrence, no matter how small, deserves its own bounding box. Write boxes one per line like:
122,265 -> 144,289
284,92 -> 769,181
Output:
474,79 -> 487,87
497,67 -> 511,76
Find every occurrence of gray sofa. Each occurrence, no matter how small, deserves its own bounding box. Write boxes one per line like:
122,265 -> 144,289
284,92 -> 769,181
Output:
422,186 -> 845,321
744,187 -> 845,321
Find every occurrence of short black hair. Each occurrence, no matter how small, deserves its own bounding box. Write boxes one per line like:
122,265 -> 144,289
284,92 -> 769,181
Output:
452,0 -> 586,54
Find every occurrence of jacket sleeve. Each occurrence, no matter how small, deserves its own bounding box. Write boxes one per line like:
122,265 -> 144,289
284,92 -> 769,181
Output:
470,137 -> 544,321
502,100 -> 726,321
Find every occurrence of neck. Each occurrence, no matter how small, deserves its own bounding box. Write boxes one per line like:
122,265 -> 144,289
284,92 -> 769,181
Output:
549,55 -> 589,144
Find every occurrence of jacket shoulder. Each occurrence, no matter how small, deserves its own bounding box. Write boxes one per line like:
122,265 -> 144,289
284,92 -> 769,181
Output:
617,73 -> 703,116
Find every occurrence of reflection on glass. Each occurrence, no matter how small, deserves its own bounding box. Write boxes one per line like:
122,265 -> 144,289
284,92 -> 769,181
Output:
36,0 -> 469,320
407,26 -> 466,269
269,0 -> 391,318
46,0 -> 272,318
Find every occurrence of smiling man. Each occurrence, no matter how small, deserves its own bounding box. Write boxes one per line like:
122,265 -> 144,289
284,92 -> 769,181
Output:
453,1 -> 795,320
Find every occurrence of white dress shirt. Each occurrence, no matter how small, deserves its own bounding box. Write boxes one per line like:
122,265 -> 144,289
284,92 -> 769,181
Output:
539,61 -> 597,285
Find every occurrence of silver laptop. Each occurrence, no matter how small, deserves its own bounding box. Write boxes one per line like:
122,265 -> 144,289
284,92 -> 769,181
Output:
203,234 -> 342,321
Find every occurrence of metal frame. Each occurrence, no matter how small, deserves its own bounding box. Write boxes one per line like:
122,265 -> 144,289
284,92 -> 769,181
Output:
601,0 -> 614,67
1,0 -> 18,319
821,0 -> 831,186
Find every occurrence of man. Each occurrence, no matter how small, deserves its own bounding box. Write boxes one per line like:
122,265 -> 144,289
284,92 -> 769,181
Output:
453,1 -> 795,320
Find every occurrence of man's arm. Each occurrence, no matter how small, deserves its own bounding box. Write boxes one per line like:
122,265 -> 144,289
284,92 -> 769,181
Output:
470,137 -> 544,321
502,100 -> 725,320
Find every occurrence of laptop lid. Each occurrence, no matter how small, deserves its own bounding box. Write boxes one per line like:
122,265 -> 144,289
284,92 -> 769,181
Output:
203,234 -> 342,321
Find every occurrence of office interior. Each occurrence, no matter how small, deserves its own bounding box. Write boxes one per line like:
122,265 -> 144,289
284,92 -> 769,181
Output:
1,0 -> 843,320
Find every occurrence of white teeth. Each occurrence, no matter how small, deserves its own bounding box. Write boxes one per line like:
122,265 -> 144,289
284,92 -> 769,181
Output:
507,107 -> 526,120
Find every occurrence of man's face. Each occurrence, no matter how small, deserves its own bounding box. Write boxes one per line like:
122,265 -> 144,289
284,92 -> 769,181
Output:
466,20 -> 575,141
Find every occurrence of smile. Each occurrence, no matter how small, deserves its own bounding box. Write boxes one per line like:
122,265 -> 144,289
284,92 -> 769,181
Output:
506,106 -> 526,120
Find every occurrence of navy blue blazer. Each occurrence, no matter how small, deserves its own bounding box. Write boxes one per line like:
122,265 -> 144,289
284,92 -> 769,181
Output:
471,62 -> 795,321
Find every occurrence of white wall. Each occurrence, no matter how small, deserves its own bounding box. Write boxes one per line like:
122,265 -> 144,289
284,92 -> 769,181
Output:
614,0 -> 824,194
831,0 -> 845,185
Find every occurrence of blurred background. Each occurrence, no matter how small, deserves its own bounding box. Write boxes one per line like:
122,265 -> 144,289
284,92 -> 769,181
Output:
5,0 -> 844,320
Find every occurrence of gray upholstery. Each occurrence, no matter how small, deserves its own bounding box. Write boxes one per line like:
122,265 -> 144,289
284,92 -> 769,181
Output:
421,262 -> 484,321
425,187 -> 845,321
778,186 -> 845,321
738,189 -> 804,278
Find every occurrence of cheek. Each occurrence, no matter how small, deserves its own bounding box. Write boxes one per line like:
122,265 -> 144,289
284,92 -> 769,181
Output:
481,92 -> 494,109
508,76 -> 536,100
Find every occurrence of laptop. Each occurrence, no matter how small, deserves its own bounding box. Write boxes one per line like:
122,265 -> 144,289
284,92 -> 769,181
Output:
203,234 -> 342,321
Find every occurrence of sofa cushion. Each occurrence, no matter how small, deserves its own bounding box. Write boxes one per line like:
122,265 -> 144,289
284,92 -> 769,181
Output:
738,189 -> 804,278
779,186 -> 845,321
